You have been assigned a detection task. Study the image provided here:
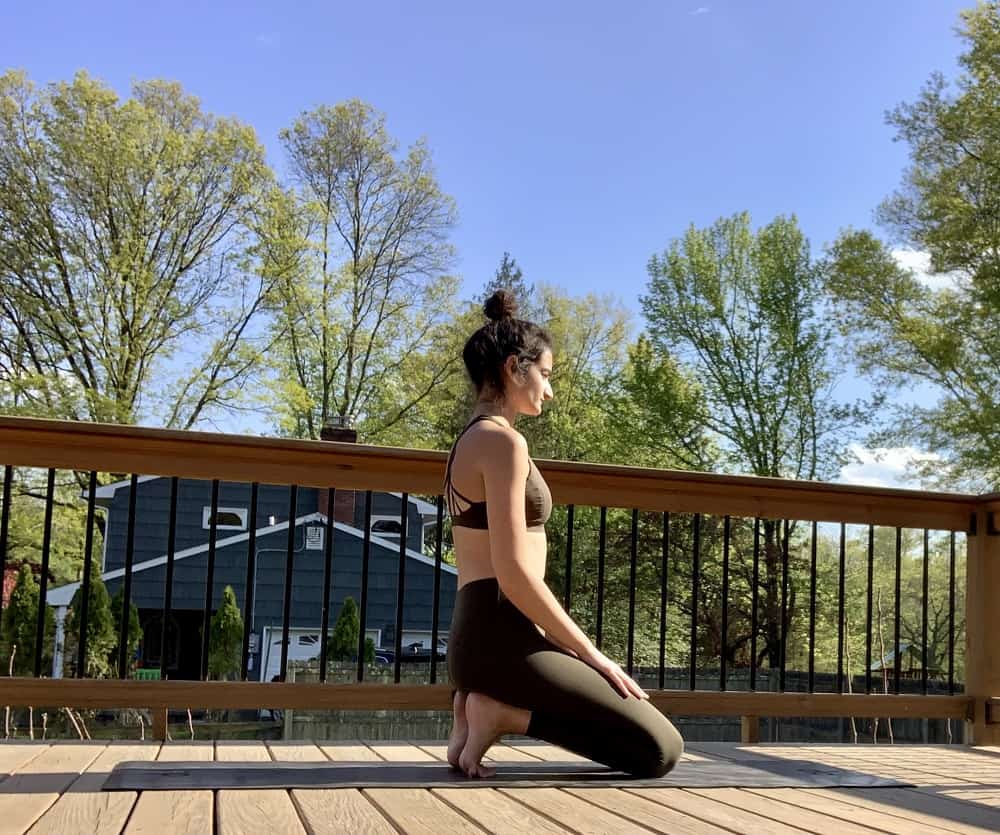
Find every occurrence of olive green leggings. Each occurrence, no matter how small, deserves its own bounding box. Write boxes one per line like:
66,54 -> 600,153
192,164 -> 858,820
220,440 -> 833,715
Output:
447,577 -> 683,778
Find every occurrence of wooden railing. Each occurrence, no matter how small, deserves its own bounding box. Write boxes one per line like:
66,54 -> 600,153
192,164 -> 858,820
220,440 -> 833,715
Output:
0,415 -> 996,744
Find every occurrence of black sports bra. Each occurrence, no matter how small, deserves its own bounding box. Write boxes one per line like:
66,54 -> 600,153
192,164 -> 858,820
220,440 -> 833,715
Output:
443,415 -> 553,531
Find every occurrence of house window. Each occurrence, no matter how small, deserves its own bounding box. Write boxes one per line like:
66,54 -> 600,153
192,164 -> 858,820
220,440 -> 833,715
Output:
371,515 -> 404,539
202,506 -> 248,531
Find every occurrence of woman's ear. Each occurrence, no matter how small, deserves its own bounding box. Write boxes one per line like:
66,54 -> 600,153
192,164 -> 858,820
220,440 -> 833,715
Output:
503,354 -> 521,384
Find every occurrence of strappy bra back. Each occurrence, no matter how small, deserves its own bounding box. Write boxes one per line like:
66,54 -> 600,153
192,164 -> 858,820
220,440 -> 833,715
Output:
444,414 -> 552,531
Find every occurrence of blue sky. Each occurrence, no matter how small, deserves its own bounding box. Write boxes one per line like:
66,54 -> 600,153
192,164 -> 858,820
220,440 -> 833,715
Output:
2,1 -> 973,484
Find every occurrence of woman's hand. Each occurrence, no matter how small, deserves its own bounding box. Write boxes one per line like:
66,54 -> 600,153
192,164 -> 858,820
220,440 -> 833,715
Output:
580,646 -> 649,700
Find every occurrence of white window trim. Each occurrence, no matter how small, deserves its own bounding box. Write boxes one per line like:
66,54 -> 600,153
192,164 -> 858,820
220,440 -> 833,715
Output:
202,506 -> 248,531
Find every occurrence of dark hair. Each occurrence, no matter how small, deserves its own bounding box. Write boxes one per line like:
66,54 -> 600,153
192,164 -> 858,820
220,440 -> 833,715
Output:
463,290 -> 552,399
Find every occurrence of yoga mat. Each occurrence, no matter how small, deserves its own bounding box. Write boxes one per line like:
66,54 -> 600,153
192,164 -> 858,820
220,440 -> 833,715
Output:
104,758 -> 913,791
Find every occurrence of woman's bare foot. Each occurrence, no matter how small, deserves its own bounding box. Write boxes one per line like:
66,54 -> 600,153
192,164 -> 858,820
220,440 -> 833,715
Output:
458,691 -> 531,778
447,690 -> 468,770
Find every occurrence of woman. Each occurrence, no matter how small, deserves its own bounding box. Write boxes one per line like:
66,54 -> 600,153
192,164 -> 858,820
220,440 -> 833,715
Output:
444,289 -> 683,779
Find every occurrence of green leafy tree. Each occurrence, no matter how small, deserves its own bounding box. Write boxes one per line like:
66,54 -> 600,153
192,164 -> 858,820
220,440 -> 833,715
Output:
109,586 -> 142,676
208,585 -> 244,681
66,562 -> 116,678
0,70 -> 280,433
0,564 -> 54,676
641,212 -> 872,668
329,596 -> 360,662
824,3 -> 1000,488
483,252 -> 535,316
270,99 -> 461,442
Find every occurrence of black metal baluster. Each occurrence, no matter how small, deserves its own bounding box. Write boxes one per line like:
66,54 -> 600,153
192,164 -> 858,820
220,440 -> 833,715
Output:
865,523 -> 874,694
160,477 -> 179,681
750,517 -> 760,691
659,512 -> 670,690
0,466 -> 11,632
393,493 -> 409,684
318,487 -> 335,684
808,520 -> 817,693
837,522 -> 846,693
596,506 -> 607,650
690,513 -> 701,691
430,496 -> 445,684
564,505 -> 575,612
240,482 -> 259,682
948,531 -> 956,695
893,527 -> 902,696
779,518 -> 789,692
278,484 -> 299,682
357,490 -> 373,682
201,479 -> 221,681
34,468 -> 55,678
118,473 -> 139,679
627,508 -> 639,676
922,528 -> 930,696
77,471 -> 97,678
720,516 -> 731,692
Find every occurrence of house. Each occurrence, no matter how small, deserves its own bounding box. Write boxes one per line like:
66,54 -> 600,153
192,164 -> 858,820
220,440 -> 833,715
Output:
45,474 -> 458,681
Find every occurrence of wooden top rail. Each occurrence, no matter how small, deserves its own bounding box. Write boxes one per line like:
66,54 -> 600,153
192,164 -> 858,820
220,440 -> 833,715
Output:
0,416 -> 980,531
0,678 -> 973,720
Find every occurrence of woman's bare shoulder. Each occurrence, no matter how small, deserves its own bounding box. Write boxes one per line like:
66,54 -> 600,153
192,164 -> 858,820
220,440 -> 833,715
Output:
466,419 -> 528,456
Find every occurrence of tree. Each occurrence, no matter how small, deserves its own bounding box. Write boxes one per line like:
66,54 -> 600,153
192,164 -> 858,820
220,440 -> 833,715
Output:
66,562 -> 116,678
109,586 -> 142,676
483,252 -> 534,314
824,3 -> 1000,488
641,212 -> 871,667
270,100 -> 461,442
0,70 -> 280,433
208,585 -> 244,681
0,564 -> 53,676
329,596 -> 360,662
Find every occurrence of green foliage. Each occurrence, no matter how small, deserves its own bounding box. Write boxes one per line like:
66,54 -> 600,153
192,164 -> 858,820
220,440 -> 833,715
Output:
109,586 -> 142,676
824,4 -> 1000,488
329,596 -> 360,661
0,69 -> 277,429
3,470 -> 98,585
643,212 -> 870,482
483,252 -> 535,315
66,562 -> 116,678
365,636 -> 376,663
269,99 -> 461,443
0,564 -> 54,676
208,585 -> 245,681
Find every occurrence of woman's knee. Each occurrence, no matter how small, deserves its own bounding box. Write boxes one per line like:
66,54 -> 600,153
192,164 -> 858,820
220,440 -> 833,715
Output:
631,717 -> 684,778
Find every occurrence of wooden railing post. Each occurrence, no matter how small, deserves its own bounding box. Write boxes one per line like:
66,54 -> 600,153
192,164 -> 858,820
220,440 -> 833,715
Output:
741,715 -> 760,744
151,708 -> 168,741
966,504 -> 1000,745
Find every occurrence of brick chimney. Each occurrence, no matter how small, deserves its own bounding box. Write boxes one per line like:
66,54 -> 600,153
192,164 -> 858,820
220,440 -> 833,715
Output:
319,417 -> 357,525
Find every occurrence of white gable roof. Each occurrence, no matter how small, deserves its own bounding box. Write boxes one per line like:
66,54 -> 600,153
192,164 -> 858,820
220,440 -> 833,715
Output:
45,511 -> 456,607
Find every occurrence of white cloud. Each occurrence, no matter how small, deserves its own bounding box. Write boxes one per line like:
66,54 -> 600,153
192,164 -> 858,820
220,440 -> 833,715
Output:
690,6 -> 710,15
837,444 -> 941,489
891,249 -> 963,292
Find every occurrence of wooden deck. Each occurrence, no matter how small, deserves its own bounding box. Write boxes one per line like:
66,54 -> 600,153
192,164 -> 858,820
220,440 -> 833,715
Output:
2,739 -> 1000,834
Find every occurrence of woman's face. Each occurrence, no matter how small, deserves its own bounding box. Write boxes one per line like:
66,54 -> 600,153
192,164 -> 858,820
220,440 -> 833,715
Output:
505,348 -> 554,416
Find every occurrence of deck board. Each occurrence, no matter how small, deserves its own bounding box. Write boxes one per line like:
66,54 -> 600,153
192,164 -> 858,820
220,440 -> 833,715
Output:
216,738 -> 305,835
0,741 -> 104,834
3,739 -> 1000,834
29,743 -> 157,835
562,787 -> 731,834
123,741 -> 214,834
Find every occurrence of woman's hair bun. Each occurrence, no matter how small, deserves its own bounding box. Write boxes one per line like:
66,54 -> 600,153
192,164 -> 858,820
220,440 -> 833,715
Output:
483,289 -> 518,322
